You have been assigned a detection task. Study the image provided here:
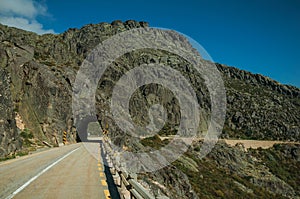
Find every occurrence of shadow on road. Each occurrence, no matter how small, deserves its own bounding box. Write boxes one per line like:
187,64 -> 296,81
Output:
99,140 -> 121,199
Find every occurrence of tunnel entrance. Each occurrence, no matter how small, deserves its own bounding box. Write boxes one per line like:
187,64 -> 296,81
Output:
75,115 -> 99,142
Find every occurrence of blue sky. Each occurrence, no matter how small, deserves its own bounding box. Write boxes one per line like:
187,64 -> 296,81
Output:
0,0 -> 299,87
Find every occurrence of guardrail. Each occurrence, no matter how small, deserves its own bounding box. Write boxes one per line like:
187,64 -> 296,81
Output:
102,137 -> 169,199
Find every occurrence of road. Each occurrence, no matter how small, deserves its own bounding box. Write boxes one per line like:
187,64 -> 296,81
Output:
223,139 -> 299,149
1,136 -> 298,199
0,140 -> 119,199
159,136 -> 299,149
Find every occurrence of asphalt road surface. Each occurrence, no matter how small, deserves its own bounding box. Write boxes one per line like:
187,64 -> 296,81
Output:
0,141 -> 119,199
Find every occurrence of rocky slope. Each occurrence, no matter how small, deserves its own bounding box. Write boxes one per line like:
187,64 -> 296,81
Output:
0,20 -> 299,198
218,64 -> 300,141
0,67 -> 21,156
143,140 -> 300,198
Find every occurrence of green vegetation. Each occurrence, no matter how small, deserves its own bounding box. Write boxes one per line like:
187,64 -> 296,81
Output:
249,144 -> 300,195
173,150 -> 287,198
140,135 -> 169,149
158,123 -> 178,136
20,128 -> 34,147
0,128 -> 38,162
41,60 -> 56,66
0,151 -> 29,162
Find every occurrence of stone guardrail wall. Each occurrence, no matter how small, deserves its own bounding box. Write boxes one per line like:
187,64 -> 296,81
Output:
102,137 -> 169,199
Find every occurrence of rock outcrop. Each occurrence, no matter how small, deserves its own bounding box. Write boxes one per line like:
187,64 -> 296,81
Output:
218,64 -> 300,141
1,21 -> 299,151
135,139 -> 300,198
0,67 -> 21,157
0,20 -> 299,197
0,21 -> 149,151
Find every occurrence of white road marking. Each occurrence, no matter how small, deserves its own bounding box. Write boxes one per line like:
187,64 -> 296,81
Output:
5,147 -> 81,199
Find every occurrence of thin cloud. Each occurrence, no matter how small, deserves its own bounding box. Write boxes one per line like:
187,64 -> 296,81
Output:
0,0 -> 55,34
0,16 -> 55,34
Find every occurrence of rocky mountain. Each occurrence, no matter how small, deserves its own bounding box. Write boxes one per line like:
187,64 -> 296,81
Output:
0,20 -> 299,198
0,67 -> 21,156
218,64 -> 300,141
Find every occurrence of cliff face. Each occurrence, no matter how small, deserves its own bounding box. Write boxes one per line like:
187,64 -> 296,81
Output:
0,20 -> 150,156
0,20 -> 299,197
0,67 -> 21,156
0,20 -> 299,154
218,64 -> 300,141
0,31 -> 76,149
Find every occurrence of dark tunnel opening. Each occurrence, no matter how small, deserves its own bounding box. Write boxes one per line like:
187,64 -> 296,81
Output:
75,115 -> 98,142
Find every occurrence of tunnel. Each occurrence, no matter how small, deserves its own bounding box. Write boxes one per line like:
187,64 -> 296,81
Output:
75,115 -> 98,142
